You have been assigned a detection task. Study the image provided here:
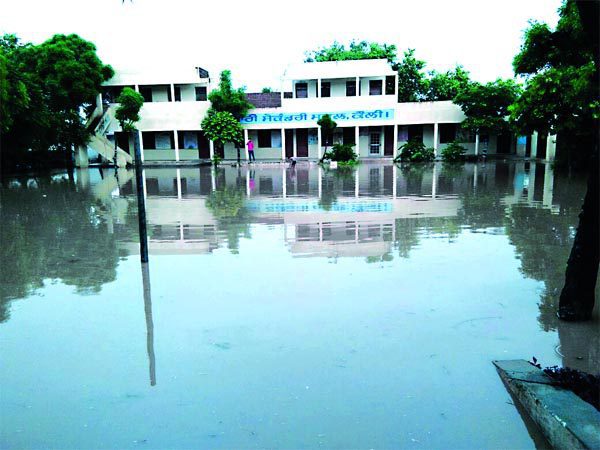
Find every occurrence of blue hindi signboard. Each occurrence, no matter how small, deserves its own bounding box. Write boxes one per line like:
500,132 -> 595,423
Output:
241,109 -> 394,125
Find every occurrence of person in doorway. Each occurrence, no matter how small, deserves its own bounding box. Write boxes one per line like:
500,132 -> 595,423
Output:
247,139 -> 255,162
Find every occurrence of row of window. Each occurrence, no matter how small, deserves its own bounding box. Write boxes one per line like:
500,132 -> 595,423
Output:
294,77 -> 395,98
138,86 -> 208,103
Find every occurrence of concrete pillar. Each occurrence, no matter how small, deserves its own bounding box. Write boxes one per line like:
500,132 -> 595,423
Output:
142,168 -> 147,199
527,163 -> 536,204
355,126 -> 360,157
134,84 -> 139,93
317,127 -> 322,160
75,145 -> 89,168
546,134 -> 557,161
393,125 -> 399,160
176,168 -> 182,199
432,163 -> 438,199
530,131 -> 538,159
392,164 -> 397,199
355,168 -> 359,198
179,222 -> 184,241
433,122 -> 439,158
475,133 -> 480,157
318,166 -> 322,198
282,167 -> 287,198
281,128 -> 286,161
317,78 -> 321,98
244,129 -> 249,160
174,130 -> 180,162
473,164 -> 478,189
139,130 -> 145,163
170,84 -> 175,103
209,140 -> 215,160
76,168 -> 90,190
543,163 -> 554,207
211,167 -> 216,191
293,129 -> 297,158
356,77 -> 360,96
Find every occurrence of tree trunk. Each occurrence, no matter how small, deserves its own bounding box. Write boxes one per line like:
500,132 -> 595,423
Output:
558,147 -> 599,321
132,130 -> 149,263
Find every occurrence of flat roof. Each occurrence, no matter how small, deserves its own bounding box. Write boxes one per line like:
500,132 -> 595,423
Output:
284,59 -> 396,80
104,66 -> 209,86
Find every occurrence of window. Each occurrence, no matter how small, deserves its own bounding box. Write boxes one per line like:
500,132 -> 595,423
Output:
385,76 -> 395,95
321,82 -> 331,97
174,86 -> 181,102
408,125 -> 423,142
258,130 -> 271,148
370,132 -> 381,154
295,82 -> 308,98
346,80 -> 356,96
369,80 -> 383,96
439,124 -> 457,144
139,86 -> 152,102
195,86 -> 207,101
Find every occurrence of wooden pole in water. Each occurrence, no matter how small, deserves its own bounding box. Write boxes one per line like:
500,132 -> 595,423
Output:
133,130 -> 149,263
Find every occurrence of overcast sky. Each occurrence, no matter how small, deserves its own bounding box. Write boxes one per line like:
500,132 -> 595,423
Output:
2,0 -> 562,91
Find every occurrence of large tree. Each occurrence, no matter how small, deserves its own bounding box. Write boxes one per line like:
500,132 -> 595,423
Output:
207,70 -> 252,161
201,110 -> 244,161
453,79 -> 522,135
511,0 -> 599,321
0,33 -> 114,170
425,65 -> 470,101
394,49 -> 429,102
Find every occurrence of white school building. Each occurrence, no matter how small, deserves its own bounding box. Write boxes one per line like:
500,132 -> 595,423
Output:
78,59 -> 556,166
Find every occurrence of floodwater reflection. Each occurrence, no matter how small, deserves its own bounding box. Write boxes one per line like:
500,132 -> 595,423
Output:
0,161 -> 597,449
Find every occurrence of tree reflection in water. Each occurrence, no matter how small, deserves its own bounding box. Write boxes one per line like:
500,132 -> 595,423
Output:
0,175 -> 125,322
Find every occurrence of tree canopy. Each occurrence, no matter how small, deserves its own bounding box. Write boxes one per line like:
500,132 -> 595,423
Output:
0,33 -> 113,169
201,111 -> 244,149
454,79 -> 522,134
509,0 -> 598,156
305,40 -> 397,64
394,49 -> 428,102
115,87 -> 144,131
208,70 -> 252,120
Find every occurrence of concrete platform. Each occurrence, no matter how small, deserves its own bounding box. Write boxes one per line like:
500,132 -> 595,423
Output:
494,359 -> 600,450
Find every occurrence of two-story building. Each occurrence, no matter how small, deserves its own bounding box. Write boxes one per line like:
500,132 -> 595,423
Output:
85,59 -> 555,166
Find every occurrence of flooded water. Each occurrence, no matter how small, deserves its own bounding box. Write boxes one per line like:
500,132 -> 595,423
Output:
1,161 -> 598,449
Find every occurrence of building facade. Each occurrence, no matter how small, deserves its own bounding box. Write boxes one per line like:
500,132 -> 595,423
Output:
85,59 -> 555,166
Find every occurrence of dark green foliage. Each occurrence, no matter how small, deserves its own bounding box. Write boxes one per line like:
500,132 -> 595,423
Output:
510,0 -> 598,150
261,87 -> 273,93
208,70 -> 252,120
305,40 -> 397,64
115,87 -> 144,131
426,65 -> 470,101
453,79 -> 522,134
201,111 -> 244,148
0,33 -> 113,170
395,49 -> 428,102
441,141 -> 467,162
323,143 -> 357,162
395,139 -> 435,162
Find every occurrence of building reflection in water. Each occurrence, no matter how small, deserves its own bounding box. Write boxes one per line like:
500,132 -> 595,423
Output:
2,162 -> 595,381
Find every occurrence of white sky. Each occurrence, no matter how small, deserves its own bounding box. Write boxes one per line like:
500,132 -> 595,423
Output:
2,0 -> 561,91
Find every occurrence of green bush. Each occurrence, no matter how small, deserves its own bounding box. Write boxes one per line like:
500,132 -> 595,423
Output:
395,139 -> 435,162
441,141 -> 467,162
323,143 -> 357,162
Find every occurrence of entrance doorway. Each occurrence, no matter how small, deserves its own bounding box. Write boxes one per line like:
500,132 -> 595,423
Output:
296,129 -> 308,157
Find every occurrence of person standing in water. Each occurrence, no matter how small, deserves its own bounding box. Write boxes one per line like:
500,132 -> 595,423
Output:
247,139 -> 255,162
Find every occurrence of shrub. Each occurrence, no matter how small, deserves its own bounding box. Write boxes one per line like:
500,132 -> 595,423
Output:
395,139 -> 435,162
441,141 -> 467,162
323,143 -> 357,162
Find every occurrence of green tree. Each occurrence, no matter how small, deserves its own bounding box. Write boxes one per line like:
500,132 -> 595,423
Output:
115,87 -> 144,132
201,111 -> 244,162
207,70 -> 252,161
305,40 -> 397,64
317,114 -> 337,162
395,49 -> 428,102
425,65 -> 470,101
261,87 -> 273,93
453,79 -> 522,135
0,33 -> 113,171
